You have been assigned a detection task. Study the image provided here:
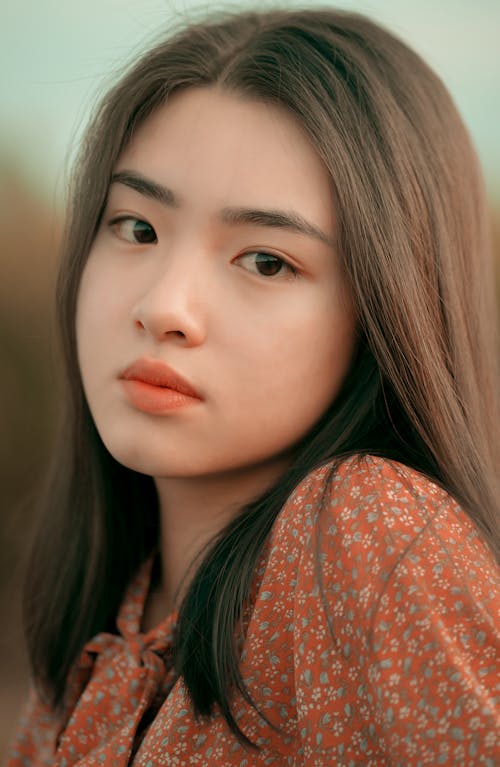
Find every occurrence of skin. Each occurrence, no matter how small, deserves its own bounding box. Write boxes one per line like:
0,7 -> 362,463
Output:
76,87 -> 357,624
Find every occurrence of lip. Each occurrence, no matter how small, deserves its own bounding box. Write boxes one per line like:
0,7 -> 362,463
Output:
119,357 -> 203,414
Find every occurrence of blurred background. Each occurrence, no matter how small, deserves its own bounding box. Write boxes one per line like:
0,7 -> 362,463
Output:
1,0 -> 499,757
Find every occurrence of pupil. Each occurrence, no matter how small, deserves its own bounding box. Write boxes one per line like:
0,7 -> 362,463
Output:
133,221 -> 156,243
255,253 -> 282,276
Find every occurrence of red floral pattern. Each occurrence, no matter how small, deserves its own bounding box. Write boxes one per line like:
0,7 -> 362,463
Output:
8,455 -> 500,765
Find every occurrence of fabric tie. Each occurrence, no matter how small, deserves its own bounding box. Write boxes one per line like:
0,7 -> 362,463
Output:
53,556 -> 178,766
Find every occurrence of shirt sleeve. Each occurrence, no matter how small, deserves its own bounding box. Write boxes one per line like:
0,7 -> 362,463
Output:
292,455 -> 500,766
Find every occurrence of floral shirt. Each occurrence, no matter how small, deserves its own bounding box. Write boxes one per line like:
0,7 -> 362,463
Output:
8,455 -> 500,766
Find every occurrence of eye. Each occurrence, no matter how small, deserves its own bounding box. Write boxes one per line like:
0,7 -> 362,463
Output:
234,251 -> 298,279
108,216 -> 157,245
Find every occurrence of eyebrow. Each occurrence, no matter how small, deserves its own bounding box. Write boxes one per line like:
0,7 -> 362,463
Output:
110,170 -> 335,248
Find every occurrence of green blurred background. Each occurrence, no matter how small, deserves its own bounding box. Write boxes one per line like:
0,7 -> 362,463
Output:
1,0 -> 499,757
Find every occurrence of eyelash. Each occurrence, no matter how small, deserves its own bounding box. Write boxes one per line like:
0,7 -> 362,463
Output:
108,215 -> 157,245
107,215 -> 298,279
234,252 -> 298,279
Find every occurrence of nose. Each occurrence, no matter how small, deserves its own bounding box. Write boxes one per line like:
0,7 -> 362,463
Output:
131,255 -> 207,347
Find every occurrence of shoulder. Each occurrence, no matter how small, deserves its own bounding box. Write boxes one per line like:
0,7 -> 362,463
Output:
276,452 -> 461,545
271,453 -> 497,597
286,452 -> 456,521
265,457 -> 500,763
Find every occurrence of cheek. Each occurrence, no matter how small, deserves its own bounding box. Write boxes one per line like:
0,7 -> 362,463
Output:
245,297 -> 353,380
222,300 -> 356,425
75,256 -> 122,381
76,270 -> 99,371
211,320 -> 355,466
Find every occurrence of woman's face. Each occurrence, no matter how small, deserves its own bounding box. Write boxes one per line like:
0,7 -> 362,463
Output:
76,87 -> 356,480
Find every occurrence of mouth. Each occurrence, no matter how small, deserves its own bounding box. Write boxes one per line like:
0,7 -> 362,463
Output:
119,357 -> 202,414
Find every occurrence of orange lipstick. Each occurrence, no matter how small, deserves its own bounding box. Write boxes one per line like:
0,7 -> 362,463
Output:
120,357 -> 202,414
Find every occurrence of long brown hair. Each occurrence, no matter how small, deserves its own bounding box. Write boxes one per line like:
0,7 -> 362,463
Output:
25,7 -> 499,747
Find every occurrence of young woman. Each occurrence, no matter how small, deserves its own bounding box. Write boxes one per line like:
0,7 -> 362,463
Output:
8,7 -> 500,766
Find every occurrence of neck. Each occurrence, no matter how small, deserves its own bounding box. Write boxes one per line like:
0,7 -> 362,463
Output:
152,458 -> 290,609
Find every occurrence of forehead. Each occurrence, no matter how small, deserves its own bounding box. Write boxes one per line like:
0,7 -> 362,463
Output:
115,86 -> 335,233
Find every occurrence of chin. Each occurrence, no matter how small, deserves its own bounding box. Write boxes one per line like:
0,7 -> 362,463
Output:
100,439 -> 198,478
